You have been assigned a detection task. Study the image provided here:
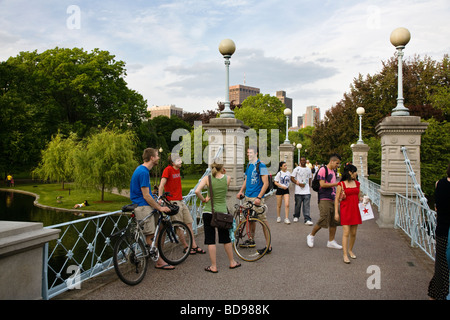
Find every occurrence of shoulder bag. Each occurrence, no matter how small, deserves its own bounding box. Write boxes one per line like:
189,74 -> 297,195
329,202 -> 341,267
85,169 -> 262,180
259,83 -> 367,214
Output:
208,175 -> 233,229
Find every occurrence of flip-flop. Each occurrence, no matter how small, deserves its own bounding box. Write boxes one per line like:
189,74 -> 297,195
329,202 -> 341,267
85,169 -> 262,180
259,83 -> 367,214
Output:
204,266 -> 218,273
229,262 -> 241,269
155,264 -> 175,270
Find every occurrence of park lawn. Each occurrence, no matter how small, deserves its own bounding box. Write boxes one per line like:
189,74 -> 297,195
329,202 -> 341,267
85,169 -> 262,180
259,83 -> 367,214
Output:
9,183 -> 130,212
7,174 -> 203,212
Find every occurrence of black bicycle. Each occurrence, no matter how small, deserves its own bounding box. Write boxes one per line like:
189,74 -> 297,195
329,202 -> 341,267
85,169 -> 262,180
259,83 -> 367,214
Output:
111,193 -> 192,285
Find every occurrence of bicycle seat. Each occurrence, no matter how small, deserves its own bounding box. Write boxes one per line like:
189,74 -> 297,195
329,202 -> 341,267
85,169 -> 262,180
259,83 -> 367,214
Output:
122,203 -> 138,212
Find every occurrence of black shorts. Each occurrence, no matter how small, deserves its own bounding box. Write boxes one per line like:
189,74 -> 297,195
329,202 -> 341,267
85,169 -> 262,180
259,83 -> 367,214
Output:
276,187 -> 289,196
203,212 -> 231,245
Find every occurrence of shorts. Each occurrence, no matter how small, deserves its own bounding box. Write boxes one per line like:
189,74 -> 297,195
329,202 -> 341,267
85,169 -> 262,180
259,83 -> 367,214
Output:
203,212 -> 231,245
169,200 -> 193,224
275,188 -> 289,196
317,200 -> 340,228
134,206 -> 158,235
245,196 -> 267,221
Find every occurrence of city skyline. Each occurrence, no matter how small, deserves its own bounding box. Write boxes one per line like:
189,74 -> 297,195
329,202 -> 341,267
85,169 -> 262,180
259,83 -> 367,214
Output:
1,0 -> 449,121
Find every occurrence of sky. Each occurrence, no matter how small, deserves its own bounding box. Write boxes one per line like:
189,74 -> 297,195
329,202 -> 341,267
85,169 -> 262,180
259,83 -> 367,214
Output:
1,0 -> 449,122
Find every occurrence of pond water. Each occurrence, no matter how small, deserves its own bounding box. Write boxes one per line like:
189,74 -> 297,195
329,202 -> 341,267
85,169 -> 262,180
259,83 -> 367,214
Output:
0,190 -> 82,226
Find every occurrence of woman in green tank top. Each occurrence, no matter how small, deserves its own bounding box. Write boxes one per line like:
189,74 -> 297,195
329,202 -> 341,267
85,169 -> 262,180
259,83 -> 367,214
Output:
195,162 -> 241,273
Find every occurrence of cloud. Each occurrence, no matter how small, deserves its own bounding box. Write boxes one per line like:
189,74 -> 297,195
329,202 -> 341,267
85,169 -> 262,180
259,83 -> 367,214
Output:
162,48 -> 338,101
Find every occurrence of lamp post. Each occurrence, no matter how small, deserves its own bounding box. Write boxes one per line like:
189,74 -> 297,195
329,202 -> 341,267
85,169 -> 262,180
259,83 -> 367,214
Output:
390,27 -> 411,116
296,143 -> 302,163
218,39 -> 236,118
356,107 -> 365,144
283,108 -> 291,143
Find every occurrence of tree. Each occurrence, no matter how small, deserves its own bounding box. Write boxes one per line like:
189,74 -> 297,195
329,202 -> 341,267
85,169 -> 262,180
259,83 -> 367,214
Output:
0,47 -> 148,174
235,94 -> 285,133
32,132 -> 78,189
73,128 -> 138,201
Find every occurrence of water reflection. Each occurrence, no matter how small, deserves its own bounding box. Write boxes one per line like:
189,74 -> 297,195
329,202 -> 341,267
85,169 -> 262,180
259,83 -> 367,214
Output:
0,190 -> 82,226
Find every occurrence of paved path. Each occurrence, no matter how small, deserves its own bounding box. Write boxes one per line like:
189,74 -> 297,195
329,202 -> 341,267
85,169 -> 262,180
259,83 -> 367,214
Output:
56,190 -> 434,301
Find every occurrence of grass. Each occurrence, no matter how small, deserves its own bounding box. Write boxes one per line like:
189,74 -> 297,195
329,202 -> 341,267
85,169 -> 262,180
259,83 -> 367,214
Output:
4,174 -> 203,213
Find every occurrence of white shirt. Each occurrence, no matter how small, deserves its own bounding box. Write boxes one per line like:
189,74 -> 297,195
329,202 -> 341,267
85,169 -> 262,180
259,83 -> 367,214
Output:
274,170 -> 291,189
291,166 -> 312,194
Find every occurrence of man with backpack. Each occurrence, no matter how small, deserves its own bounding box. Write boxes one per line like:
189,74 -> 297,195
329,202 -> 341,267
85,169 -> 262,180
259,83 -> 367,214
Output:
237,146 -> 272,254
307,153 -> 342,249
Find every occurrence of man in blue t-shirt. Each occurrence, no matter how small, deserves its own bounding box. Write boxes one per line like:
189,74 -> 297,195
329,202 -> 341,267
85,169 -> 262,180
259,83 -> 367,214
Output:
130,148 -> 173,270
237,146 -> 272,253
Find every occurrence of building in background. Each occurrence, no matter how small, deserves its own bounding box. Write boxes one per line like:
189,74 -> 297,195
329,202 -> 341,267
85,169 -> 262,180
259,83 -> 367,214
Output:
276,90 -> 293,127
147,104 -> 183,119
302,106 -> 320,128
229,84 -> 260,105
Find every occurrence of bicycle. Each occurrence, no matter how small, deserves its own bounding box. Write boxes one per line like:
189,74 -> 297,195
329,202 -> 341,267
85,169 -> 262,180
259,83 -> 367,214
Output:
111,192 -> 193,285
232,197 -> 271,262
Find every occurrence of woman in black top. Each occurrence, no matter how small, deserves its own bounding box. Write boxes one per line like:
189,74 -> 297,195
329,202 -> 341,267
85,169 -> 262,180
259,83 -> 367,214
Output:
428,163 -> 450,300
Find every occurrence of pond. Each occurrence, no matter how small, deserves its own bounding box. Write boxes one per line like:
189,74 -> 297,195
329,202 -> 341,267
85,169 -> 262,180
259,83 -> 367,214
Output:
0,190 -> 83,226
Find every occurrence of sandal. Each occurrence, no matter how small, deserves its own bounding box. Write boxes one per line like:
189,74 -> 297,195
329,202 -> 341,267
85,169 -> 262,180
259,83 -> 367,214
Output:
192,246 -> 206,254
184,247 -> 196,254
204,266 -> 218,273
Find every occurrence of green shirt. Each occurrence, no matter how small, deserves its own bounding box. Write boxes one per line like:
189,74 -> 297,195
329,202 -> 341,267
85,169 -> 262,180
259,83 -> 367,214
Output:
204,175 -> 228,213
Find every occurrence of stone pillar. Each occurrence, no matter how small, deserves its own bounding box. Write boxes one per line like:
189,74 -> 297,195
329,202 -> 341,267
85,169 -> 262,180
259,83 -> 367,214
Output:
203,117 -> 249,210
279,143 -> 295,172
375,116 -> 428,228
351,143 -> 370,178
0,221 -> 60,299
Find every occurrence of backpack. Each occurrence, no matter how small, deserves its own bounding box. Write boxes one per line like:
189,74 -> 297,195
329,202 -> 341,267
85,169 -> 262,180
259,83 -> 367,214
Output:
247,161 -> 274,195
311,165 -> 328,192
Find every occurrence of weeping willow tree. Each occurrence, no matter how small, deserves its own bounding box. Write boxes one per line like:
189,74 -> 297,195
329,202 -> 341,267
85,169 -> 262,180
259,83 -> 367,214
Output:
72,128 -> 139,201
33,132 -> 78,189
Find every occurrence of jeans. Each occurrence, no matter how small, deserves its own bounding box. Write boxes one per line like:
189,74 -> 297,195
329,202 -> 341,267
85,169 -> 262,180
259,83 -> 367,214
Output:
294,194 -> 311,222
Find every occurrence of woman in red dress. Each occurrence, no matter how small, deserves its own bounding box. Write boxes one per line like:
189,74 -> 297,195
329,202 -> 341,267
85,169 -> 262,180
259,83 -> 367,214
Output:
335,164 -> 363,264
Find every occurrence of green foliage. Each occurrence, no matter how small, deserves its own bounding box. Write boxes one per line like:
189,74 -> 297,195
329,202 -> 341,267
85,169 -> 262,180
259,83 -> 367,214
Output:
0,47 -> 147,175
420,118 -> 450,197
73,128 -> 139,201
33,132 -> 78,189
235,94 -> 285,135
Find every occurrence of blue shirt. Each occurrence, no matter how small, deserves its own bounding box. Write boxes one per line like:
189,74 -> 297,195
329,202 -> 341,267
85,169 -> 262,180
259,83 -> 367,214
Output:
245,160 -> 269,198
130,165 -> 154,206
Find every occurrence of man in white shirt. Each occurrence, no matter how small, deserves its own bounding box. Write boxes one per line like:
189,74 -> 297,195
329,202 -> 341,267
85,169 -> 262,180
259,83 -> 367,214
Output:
290,157 -> 313,225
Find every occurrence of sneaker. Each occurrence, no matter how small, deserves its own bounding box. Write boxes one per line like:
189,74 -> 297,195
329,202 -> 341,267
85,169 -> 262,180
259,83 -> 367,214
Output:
240,239 -> 256,248
276,217 -> 281,223
284,218 -> 291,224
327,240 -> 342,249
307,234 -> 314,248
293,217 -> 299,223
257,247 -> 272,255
305,220 -> 313,226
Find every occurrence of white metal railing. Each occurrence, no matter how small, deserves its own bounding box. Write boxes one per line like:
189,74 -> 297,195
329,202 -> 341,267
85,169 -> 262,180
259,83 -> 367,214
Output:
358,156 -> 380,208
394,193 -> 436,260
394,147 -> 437,260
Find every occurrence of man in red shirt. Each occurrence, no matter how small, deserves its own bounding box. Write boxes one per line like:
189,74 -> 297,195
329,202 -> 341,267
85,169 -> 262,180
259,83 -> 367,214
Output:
159,153 -> 205,254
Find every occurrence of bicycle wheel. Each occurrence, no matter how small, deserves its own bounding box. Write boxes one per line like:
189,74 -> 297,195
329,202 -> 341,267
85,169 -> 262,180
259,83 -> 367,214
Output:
157,221 -> 192,265
233,217 -> 271,262
113,235 -> 148,285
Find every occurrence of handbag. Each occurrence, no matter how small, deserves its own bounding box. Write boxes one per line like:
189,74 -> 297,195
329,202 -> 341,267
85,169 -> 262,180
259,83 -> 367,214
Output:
359,201 -> 374,221
208,175 -> 233,229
